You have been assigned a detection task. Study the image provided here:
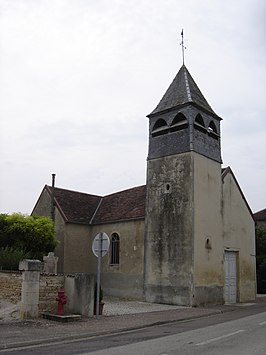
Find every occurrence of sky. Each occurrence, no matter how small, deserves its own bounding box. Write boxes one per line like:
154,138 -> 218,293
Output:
0,0 -> 265,215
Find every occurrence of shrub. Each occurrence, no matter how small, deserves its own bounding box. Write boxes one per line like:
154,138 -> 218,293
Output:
0,213 -> 58,261
0,246 -> 30,271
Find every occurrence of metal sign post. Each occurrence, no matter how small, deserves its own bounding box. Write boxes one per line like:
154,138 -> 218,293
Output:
92,232 -> 110,320
96,233 -> 102,319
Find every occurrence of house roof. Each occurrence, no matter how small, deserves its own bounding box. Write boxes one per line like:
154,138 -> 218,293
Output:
39,167 -> 253,225
149,65 -> 220,118
254,208 -> 266,221
45,185 -> 146,225
92,185 -> 146,224
46,185 -> 102,224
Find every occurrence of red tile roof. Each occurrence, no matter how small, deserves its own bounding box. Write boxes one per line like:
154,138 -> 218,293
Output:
43,168 -> 254,225
46,186 -> 102,224
93,185 -> 146,224
46,185 -> 146,225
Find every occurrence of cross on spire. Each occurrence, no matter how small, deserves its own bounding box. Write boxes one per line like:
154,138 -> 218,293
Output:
180,29 -> 186,65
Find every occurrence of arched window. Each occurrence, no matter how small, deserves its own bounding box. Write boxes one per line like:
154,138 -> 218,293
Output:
207,120 -> 219,140
151,119 -> 168,137
194,114 -> 206,133
208,120 -> 217,133
110,233 -> 120,265
170,113 -> 188,132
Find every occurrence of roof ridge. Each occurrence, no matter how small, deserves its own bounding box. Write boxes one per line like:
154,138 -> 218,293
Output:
47,185 -> 102,198
89,197 -> 103,224
183,68 -> 192,101
104,184 -> 146,198
44,185 -> 69,222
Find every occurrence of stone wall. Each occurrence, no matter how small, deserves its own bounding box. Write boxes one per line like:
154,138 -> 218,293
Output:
0,271 -> 64,314
39,275 -> 64,313
0,271 -> 22,304
144,153 -> 194,305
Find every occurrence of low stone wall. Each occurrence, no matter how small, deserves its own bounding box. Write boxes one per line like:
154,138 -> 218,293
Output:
0,271 -> 22,304
0,271 -> 64,314
39,275 -> 64,313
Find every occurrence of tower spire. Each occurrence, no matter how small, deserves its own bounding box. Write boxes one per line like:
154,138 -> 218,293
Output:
180,29 -> 186,65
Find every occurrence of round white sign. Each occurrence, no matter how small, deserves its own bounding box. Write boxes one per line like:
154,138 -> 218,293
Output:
92,232 -> 110,257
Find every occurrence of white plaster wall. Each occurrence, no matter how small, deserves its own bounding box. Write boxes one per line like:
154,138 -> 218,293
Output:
193,153 -> 224,300
222,171 -> 256,302
90,220 -> 145,299
64,223 -> 91,273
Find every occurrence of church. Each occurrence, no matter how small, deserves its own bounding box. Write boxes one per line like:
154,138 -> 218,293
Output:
32,63 -> 256,306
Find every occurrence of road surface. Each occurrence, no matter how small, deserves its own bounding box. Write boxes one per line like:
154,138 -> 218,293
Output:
1,307 -> 265,354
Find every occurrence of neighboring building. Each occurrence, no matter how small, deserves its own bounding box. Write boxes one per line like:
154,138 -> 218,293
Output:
32,64 -> 256,305
254,208 -> 266,230
253,208 -> 266,293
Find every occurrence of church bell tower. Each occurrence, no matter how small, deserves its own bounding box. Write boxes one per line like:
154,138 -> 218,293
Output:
144,65 -> 224,306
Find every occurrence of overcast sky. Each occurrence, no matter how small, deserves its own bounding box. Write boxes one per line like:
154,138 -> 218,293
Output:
0,0 -> 265,215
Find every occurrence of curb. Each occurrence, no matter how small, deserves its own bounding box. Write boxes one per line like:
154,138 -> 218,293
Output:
0,309 -> 223,351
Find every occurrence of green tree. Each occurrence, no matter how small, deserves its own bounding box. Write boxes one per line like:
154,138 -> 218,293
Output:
256,227 -> 266,265
256,227 -> 266,293
0,213 -> 58,260
0,246 -> 30,270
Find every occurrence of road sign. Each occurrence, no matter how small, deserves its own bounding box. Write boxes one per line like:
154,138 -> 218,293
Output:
92,232 -> 110,320
92,232 -> 110,257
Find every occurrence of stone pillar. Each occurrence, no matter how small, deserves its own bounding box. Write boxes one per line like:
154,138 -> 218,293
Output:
19,259 -> 42,319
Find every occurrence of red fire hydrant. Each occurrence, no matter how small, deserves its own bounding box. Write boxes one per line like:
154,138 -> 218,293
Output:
56,289 -> 67,316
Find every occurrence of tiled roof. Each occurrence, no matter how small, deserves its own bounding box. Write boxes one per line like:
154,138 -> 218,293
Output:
44,168 -> 254,225
46,185 -> 146,225
46,186 -> 102,224
254,208 -> 266,221
92,185 -> 146,224
149,65 -> 219,118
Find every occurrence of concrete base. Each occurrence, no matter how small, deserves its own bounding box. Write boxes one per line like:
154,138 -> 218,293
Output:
144,284 -> 191,306
42,313 -> 81,322
194,285 -> 224,306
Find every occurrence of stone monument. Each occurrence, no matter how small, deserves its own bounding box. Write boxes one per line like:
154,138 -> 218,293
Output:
43,252 -> 59,275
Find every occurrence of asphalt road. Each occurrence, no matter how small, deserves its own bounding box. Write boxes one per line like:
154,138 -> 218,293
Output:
1,305 -> 265,355
89,311 -> 266,355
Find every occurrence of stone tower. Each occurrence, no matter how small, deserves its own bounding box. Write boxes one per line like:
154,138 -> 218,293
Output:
144,65 -> 224,306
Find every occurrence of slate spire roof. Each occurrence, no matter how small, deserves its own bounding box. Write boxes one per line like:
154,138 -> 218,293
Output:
149,65 -> 219,118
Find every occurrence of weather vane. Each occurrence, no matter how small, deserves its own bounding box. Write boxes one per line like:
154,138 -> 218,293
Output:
180,29 -> 186,65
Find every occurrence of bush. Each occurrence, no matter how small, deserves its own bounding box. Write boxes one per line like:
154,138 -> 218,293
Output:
0,246 -> 30,271
256,227 -> 266,294
0,213 -> 58,260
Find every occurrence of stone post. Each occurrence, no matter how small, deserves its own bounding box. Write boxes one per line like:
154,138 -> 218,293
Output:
19,259 -> 42,319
